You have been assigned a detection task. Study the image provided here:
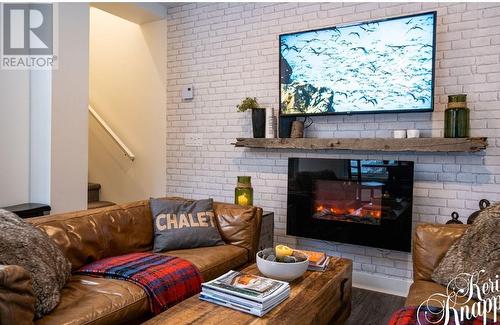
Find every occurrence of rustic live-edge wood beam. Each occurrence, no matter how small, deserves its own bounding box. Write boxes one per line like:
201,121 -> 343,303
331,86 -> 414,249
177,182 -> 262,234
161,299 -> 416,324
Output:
232,137 -> 488,153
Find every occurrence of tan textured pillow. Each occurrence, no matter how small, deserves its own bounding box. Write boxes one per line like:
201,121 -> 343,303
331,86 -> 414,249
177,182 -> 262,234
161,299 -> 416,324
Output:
431,203 -> 500,301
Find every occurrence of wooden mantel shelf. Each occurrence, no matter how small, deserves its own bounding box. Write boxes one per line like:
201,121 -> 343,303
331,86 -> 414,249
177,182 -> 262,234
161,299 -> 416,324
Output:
232,137 -> 488,153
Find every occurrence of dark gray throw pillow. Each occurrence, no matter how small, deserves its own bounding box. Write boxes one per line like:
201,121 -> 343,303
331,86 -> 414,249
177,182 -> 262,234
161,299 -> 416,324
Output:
150,198 -> 224,252
431,202 -> 500,302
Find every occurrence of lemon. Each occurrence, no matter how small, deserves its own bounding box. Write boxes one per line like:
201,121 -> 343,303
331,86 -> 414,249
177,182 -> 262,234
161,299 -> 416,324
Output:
275,245 -> 294,257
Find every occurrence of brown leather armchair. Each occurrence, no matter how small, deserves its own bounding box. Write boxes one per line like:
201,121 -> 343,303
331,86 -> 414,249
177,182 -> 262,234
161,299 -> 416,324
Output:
0,199 -> 262,325
405,223 -> 497,320
405,223 -> 469,307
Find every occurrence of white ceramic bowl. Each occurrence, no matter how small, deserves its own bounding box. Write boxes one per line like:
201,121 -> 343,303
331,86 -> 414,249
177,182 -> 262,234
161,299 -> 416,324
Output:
256,251 -> 309,282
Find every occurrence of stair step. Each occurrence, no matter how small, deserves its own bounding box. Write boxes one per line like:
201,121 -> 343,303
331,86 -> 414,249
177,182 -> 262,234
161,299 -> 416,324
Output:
88,182 -> 101,203
88,201 -> 115,210
88,183 -> 101,191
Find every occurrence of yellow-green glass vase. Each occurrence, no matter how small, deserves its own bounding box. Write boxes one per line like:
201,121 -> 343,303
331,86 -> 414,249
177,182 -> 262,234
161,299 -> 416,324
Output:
235,176 -> 253,206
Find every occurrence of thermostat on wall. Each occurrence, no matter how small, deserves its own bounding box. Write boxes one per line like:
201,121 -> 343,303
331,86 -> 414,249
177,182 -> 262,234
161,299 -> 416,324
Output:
182,85 -> 194,100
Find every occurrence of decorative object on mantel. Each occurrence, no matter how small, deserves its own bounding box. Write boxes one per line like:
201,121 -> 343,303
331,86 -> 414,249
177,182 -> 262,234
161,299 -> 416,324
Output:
445,94 -> 470,138
278,116 -> 296,138
234,176 -> 253,207
290,120 -> 304,138
265,107 -> 276,138
445,211 -> 463,224
232,137 -> 488,153
406,129 -> 420,138
393,130 -> 407,139
467,199 -> 490,224
237,97 -> 266,138
290,117 -> 313,138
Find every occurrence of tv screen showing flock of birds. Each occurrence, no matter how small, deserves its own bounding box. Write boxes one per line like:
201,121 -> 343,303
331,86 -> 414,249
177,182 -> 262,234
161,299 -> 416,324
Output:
280,12 -> 435,116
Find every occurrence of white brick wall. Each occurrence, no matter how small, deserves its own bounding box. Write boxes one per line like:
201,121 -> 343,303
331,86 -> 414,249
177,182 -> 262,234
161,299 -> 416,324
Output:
166,2 -> 500,281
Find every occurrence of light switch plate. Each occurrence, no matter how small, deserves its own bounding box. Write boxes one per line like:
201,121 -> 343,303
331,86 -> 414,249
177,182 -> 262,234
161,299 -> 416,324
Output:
182,85 -> 194,100
185,134 -> 203,147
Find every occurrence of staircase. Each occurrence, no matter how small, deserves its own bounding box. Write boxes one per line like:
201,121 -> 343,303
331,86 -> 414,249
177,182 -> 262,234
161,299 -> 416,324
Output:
88,183 -> 115,210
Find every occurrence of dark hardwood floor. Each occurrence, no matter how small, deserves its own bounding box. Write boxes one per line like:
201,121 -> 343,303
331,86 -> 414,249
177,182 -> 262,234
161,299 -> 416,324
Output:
345,287 -> 405,325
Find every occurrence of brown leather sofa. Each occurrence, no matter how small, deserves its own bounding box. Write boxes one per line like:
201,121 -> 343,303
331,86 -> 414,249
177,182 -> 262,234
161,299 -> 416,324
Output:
405,223 -> 470,307
0,199 -> 262,325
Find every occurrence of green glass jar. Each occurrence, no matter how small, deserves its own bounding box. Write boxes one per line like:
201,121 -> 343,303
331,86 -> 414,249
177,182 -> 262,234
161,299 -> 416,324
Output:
444,94 -> 470,138
235,176 -> 253,206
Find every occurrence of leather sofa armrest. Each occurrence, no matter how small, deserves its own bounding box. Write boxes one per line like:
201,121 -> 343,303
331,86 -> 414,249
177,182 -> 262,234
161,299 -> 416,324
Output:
214,203 -> 263,262
0,265 -> 35,325
412,223 -> 468,281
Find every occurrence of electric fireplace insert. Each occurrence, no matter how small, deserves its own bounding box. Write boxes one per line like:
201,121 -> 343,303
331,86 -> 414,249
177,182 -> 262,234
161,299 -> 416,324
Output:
287,158 -> 414,252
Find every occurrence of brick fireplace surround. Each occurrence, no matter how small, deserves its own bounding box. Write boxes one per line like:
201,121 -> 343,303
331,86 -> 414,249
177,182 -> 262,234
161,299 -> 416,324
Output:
166,2 -> 500,294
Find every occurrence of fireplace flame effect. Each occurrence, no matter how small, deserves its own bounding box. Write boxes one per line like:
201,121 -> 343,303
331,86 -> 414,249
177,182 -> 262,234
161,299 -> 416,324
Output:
315,204 -> 382,219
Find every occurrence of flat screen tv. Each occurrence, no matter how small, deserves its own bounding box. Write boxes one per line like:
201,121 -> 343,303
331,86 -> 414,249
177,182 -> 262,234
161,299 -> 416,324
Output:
279,12 -> 436,116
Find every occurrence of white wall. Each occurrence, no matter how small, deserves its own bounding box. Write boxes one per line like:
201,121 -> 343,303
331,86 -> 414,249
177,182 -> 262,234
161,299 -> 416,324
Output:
89,7 -> 167,203
50,3 -> 89,213
166,2 -> 500,295
29,71 -> 52,206
0,3 -> 89,213
0,71 -> 30,207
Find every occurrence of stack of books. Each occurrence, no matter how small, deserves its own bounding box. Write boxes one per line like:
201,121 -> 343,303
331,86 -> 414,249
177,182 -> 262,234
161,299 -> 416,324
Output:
199,270 -> 290,317
297,250 -> 330,271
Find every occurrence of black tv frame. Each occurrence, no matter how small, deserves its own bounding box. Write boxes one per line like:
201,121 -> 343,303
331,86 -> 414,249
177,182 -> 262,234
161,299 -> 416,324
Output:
278,11 -> 437,118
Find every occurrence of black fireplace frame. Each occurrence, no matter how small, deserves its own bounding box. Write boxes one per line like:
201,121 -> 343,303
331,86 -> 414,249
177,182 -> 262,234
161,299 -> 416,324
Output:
286,158 -> 414,252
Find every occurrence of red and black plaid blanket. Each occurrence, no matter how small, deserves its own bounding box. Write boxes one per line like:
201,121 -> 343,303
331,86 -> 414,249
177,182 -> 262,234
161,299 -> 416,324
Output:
76,252 -> 202,315
389,306 -> 500,325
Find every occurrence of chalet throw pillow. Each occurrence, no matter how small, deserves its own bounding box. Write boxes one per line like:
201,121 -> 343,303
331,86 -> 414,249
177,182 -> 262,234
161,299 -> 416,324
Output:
0,209 -> 72,318
150,198 -> 224,252
431,202 -> 500,302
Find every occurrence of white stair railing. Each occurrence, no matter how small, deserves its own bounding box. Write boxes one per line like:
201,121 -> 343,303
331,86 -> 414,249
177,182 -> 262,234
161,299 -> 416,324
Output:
88,105 -> 135,161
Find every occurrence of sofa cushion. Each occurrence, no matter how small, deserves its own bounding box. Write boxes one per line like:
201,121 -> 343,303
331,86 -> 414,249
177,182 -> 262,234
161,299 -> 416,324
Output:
28,200 -> 153,271
412,223 -> 467,281
405,280 -> 464,307
431,203 -> 500,301
164,245 -> 248,281
35,275 -> 150,325
36,246 -> 247,325
150,198 -> 224,252
0,265 -> 35,325
405,280 -> 496,320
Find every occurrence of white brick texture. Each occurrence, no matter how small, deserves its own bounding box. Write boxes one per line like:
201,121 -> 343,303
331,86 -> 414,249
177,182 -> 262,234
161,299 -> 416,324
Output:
166,2 -> 500,281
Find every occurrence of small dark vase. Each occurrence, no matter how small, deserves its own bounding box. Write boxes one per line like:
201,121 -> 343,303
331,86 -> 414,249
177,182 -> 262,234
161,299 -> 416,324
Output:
251,108 -> 266,138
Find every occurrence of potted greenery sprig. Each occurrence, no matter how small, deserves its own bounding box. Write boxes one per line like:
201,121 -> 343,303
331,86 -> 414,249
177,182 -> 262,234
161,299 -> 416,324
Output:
237,97 -> 266,138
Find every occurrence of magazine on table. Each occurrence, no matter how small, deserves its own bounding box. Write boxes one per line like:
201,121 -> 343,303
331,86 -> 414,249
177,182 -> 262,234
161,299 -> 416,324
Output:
308,256 -> 331,271
200,270 -> 290,316
295,249 -> 326,265
201,286 -> 290,310
199,289 -> 290,317
295,249 -> 330,271
202,270 -> 289,303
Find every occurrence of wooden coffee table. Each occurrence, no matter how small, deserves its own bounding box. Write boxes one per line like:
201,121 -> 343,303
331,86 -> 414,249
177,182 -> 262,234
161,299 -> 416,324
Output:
144,257 -> 352,325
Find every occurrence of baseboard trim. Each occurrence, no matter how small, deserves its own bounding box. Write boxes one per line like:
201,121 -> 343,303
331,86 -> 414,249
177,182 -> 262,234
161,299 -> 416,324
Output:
352,271 -> 412,297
